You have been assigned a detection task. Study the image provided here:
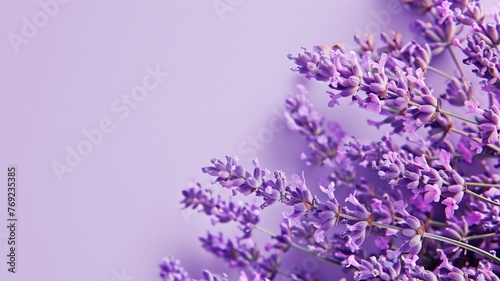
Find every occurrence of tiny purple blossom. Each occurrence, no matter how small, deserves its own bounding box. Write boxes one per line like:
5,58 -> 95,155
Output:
465,99 -> 484,114
442,197 -> 459,219
433,149 -> 453,172
327,91 -> 342,107
424,183 -> 441,203
160,256 -> 190,281
169,4 -> 500,279
436,1 -> 459,25
319,181 -> 336,200
407,68 -> 426,88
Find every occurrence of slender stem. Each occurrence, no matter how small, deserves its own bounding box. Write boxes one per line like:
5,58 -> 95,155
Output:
439,109 -> 478,125
260,205 -> 500,266
291,241 -> 341,266
449,127 -> 470,137
426,154 -> 464,161
408,100 -> 479,125
463,232 -> 500,241
428,153 -> 498,160
255,225 -> 276,236
366,81 -> 479,127
443,178 -> 500,206
465,189 -> 500,207
254,225 -> 341,266
450,128 -> 500,153
473,153 -> 500,159
340,211 -> 500,265
424,233 -> 500,266
448,47 -> 475,101
429,220 -> 448,228
427,65 -> 455,80
382,105 -> 400,114
448,47 -> 467,81
341,213 -> 403,231
466,182 -> 500,189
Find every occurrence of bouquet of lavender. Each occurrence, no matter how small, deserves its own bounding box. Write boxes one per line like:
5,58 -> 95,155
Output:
161,1 -> 500,280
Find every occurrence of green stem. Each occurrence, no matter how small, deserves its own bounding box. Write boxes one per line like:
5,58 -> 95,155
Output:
473,153 -> 500,159
463,232 -> 500,241
424,233 -> 500,266
439,109 -> 478,125
429,220 -> 448,228
291,241 -> 341,266
254,225 -> 341,266
427,65 -> 455,80
448,47 -> 467,81
426,154 -> 464,161
450,128 -> 500,153
442,179 -> 500,207
365,83 -> 479,128
339,212 -> 500,265
447,47 -> 475,101
466,182 -> 500,189
255,225 -> 276,236
449,127 -> 470,137
341,213 -> 403,231
464,189 -> 500,207
407,100 -> 479,126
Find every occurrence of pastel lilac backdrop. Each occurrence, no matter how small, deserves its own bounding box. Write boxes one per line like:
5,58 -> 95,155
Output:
0,1 -> 496,281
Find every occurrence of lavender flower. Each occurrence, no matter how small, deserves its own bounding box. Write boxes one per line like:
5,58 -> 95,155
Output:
455,34 -> 500,89
163,1 -> 500,280
159,256 -> 271,281
387,201 -> 425,266
200,232 -> 259,268
285,84 -> 344,166
181,181 -> 260,235
160,256 -> 190,281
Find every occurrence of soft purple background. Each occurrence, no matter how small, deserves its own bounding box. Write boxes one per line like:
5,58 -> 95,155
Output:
0,1 -> 497,281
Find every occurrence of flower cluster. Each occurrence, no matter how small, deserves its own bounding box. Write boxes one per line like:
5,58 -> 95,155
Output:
284,84 -> 344,167
161,0 -> 500,280
160,256 -> 269,281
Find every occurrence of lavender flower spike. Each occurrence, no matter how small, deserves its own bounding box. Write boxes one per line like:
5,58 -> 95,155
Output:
163,1 -> 500,279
